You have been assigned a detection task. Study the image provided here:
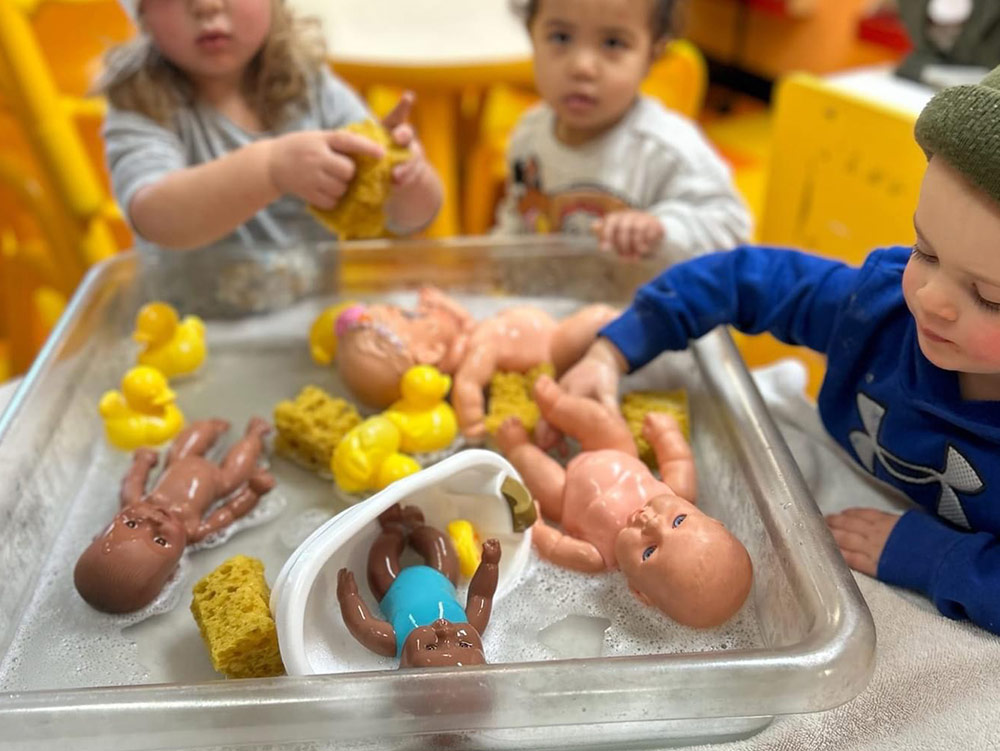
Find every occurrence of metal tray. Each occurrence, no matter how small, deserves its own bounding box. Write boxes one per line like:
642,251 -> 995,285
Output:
0,236 -> 874,751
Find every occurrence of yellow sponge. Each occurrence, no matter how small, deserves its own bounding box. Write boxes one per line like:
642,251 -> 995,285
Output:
274,385 -> 362,473
484,363 -> 556,435
621,390 -> 690,468
309,120 -> 411,239
191,555 -> 284,679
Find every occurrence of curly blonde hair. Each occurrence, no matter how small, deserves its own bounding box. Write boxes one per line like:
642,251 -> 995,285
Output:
98,0 -> 326,130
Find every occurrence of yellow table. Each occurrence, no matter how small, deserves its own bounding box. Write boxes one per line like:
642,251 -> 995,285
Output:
290,0 -> 534,237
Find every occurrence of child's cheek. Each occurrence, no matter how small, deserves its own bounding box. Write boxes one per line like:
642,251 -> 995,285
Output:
964,324 -> 1000,369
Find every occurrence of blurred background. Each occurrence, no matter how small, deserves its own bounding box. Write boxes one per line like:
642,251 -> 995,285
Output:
0,0 -> 988,389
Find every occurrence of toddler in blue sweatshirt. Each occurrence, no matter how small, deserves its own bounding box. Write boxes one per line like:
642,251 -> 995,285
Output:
557,66 -> 1000,635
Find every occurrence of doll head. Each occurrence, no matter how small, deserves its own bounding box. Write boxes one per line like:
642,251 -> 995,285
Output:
335,302 -> 467,408
74,503 -> 187,613
615,493 -> 752,628
399,618 -> 487,668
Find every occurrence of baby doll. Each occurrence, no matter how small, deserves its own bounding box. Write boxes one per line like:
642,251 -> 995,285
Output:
334,286 -> 619,439
74,418 -> 274,613
496,376 -> 752,629
336,504 -> 501,668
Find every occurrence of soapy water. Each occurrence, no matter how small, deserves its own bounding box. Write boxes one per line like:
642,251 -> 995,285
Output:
0,292 -> 762,692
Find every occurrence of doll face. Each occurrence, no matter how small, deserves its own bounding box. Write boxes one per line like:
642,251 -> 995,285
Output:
529,0 -> 659,146
399,619 -> 486,668
73,504 -> 187,613
615,494 -> 752,628
142,0 -> 273,88
903,157 -> 1000,382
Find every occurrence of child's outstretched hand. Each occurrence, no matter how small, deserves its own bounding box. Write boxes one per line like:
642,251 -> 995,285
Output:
825,507 -> 901,576
556,338 -> 627,415
267,130 -> 385,209
381,91 -> 443,232
593,210 -> 664,259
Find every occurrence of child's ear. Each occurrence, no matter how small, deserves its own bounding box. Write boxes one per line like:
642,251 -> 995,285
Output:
649,37 -> 668,67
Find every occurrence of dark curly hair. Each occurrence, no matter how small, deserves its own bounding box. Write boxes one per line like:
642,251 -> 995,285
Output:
512,0 -> 678,40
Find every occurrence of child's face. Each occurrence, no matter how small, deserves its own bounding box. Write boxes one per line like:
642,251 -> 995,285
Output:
529,0 -> 659,145
903,156 -> 1000,378
141,0 -> 272,87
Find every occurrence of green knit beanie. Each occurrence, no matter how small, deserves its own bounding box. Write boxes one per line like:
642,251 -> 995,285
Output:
915,65 -> 1000,203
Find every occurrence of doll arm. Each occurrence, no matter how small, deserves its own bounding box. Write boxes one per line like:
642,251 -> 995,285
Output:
452,343 -> 498,439
600,245 -> 876,373
417,287 -> 475,331
643,413 -> 697,503
188,470 -> 273,543
532,517 -> 606,573
120,449 -> 158,507
872,509 -> 1000,636
465,539 -> 501,635
337,568 -> 397,657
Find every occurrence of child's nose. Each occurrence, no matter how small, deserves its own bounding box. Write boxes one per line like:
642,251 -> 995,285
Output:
190,0 -> 223,17
917,280 -> 959,322
569,48 -> 599,78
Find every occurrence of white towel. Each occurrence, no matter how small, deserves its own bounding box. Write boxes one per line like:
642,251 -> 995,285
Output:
686,359 -> 1000,751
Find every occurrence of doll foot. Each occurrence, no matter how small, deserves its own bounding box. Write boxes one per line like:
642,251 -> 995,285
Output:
133,447 -> 159,466
641,412 -> 681,442
249,468 -> 275,495
246,417 -> 271,439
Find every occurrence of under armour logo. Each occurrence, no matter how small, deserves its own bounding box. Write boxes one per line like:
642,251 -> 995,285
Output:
849,393 -> 983,529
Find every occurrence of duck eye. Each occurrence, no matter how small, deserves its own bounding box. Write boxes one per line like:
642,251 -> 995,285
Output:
673,514 -> 687,528
642,545 -> 656,561
154,537 -> 168,546
125,520 -> 138,529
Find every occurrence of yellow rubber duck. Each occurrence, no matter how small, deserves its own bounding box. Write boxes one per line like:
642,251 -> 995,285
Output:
133,302 -> 207,378
98,366 -> 185,450
383,365 -> 458,454
331,415 -> 420,494
446,519 -> 482,579
308,301 -> 357,365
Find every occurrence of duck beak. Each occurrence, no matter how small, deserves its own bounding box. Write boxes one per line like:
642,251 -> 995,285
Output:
133,331 -> 152,344
152,388 -> 176,406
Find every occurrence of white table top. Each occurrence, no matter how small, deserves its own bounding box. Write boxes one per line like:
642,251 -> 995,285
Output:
290,0 -> 531,65
825,64 -> 936,117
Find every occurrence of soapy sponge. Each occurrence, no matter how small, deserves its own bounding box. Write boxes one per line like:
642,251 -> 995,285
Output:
621,390 -> 690,467
190,555 -> 284,679
484,362 -> 556,435
274,385 -> 362,473
309,119 -> 411,239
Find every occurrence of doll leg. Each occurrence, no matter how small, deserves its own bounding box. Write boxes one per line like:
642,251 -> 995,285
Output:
550,304 -> 620,375
533,376 -> 636,455
120,448 -> 159,507
496,417 -> 568,523
165,419 -> 231,467
188,468 -> 274,543
409,525 -> 460,587
643,413 -> 697,502
367,525 -> 407,602
215,417 -> 271,496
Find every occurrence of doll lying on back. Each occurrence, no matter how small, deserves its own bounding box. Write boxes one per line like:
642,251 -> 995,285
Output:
336,504 -> 501,668
74,418 -> 274,613
333,286 -> 619,439
496,377 -> 752,628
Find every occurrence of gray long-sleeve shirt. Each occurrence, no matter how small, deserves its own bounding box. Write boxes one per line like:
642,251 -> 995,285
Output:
103,67 -> 370,250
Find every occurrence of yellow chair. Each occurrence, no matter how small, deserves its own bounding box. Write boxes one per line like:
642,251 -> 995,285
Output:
735,72 -> 928,397
462,39 -> 709,235
0,0 -> 131,376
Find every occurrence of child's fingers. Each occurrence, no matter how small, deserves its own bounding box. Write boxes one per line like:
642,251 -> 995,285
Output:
321,152 -> 356,184
597,215 -> 618,252
326,130 -> 385,159
390,123 -> 414,148
611,214 -> 635,255
392,159 -> 423,186
382,90 -> 415,130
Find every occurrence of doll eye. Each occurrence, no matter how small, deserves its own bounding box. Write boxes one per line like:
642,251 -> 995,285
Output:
154,537 -> 168,546
642,545 -> 656,561
125,520 -> 138,529
425,643 -> 438,650
673,514 -> 687,528
459,641 -> 473,649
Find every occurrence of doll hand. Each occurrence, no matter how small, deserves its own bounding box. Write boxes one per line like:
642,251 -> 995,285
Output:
592,211 -> 664,259
824,508 -> 901,577
481,538 -> 501,565
267,130 -> 384,210
337,568 -> 360,599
